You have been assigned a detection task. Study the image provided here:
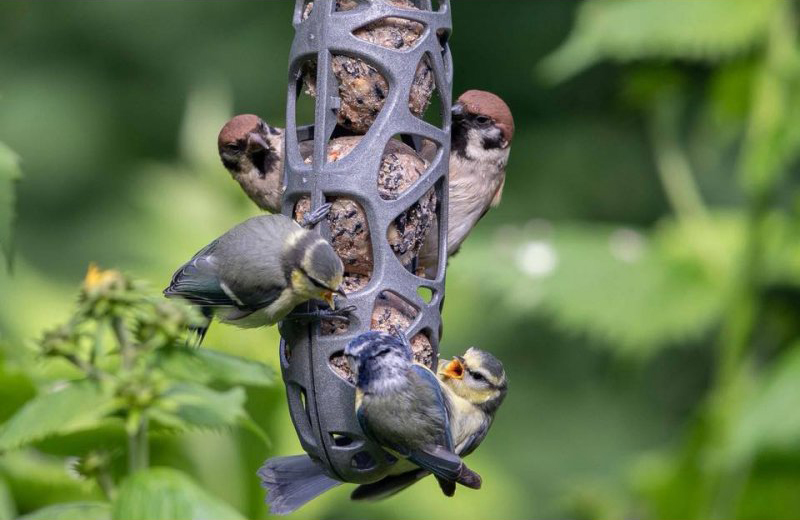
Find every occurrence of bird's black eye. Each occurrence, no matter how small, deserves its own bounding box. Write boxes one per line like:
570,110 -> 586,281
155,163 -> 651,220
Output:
468,369 -> 486,382
475,115 -> 491,125
374,348 -> 392,358
225,142 -> 242,153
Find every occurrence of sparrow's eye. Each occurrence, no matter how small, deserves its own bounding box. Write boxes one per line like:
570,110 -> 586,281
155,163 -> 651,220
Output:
475,115 -> 491,125
224,142 -> 241,153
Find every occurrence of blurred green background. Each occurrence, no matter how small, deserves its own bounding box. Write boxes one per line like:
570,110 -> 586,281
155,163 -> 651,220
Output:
2,1 -> 800,518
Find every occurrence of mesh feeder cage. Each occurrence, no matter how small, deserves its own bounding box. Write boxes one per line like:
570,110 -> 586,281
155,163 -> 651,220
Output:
278,0 -> 453,484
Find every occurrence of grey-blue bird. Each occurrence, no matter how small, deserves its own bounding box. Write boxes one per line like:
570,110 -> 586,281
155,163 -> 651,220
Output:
258,331 -> 482,515
164,213 -> 345,341
351,346 -> 508,500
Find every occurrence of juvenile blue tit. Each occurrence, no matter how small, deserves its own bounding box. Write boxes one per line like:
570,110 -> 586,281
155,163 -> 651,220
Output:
351,346 -> 507,501
438,347 -> 508,456
164,213 -> 345,341
346,332 -> 482,496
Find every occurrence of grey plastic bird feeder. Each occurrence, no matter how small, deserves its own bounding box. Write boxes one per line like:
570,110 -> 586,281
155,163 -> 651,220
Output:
278,0 -> 452,484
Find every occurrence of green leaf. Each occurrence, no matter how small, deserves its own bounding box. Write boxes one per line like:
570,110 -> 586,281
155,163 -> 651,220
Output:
0,477 -> 15,520
149,383 -> 268,443
157,347 -> 274,387
540,0 -> 779,82
20,502 -> 111,520
727,345 -> 800,463
112,468 -> 244,520
0,141 -> 22,269
459,220 -> 733,357
0,381 -> 116,452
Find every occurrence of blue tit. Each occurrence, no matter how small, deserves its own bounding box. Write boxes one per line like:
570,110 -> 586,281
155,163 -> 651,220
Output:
258,334 -> 487,514
164,213 -> 345,342
351,346 -> 507,501
346,331 -> 482,497
438,347 -> 508,456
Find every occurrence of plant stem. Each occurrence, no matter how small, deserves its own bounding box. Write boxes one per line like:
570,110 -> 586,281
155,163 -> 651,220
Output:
649,104 -> 709,226
112,316 -> 134,371
705,2 -> 797,517
127,414 -> 149,473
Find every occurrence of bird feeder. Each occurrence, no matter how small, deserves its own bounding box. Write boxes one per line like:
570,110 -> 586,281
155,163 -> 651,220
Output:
278,0 -> 452,484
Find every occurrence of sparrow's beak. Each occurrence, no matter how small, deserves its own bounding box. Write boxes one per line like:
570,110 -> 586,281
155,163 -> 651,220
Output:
441,356 -> 465,379
246,131 -> 268,153
451,102 -> 465,120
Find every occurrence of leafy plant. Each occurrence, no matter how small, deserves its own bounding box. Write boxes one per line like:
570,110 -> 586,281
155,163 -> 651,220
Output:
0,265 -> 273,519
534,1 -> 800,518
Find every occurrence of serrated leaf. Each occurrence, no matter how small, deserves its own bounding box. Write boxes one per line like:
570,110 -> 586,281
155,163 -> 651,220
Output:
112,467 -> 244,520
0,381 -> 116,452
20,502 -> 111,520
157,347 -> 274,387
459,220 -> 732,357
540,0 -> 778,82
149,383 -> 267,443
0,141 -> 22,268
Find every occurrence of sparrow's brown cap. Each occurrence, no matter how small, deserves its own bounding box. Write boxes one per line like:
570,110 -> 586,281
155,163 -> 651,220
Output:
457,90 -> 514,143
218,114 -> 261,151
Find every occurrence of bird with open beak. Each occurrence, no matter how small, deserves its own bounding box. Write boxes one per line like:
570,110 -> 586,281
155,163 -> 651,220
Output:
349,346 -> 508,501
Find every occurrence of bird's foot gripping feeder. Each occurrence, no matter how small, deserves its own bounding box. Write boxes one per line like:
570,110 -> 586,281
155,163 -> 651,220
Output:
278,0 -> 452,484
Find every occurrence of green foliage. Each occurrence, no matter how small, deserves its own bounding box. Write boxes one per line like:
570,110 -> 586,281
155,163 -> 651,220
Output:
0,477 -> 14,520
460,217 -> 739,356
0,141 -> 21,269
728,344 -> 800,463
156,347 -> 274,387
20,502 -> 111,520
0,382 -> 115,453
112,468 -> 244,520
540,0 -> 779,82
0,267 -> 272,517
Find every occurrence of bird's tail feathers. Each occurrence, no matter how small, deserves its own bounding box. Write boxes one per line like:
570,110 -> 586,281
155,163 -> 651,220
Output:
258,455 -> 341,515
350,469 -> 429,501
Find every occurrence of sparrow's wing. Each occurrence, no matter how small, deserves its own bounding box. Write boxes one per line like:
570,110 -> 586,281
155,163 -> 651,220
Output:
490,174 -> 506,207
350,469 -> 429,501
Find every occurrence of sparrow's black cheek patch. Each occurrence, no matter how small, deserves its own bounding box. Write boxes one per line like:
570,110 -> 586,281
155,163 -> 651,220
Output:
253,147 -> 279,179
451,122 -> 469,158
221,156 -> 238,171
482,133 -> 504,150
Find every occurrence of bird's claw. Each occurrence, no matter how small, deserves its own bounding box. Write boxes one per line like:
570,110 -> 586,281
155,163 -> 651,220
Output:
301,202 -> 333,229
289,304 -> 357,324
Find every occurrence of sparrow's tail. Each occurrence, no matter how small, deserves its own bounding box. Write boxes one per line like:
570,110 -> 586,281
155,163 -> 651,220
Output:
257,455 -> 341,515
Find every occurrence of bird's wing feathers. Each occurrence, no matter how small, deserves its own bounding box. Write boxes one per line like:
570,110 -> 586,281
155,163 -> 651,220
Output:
410,364 -> 454,451
165,215 -> 297,311
164,240 -> 232,306
490,174 -> 506,208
